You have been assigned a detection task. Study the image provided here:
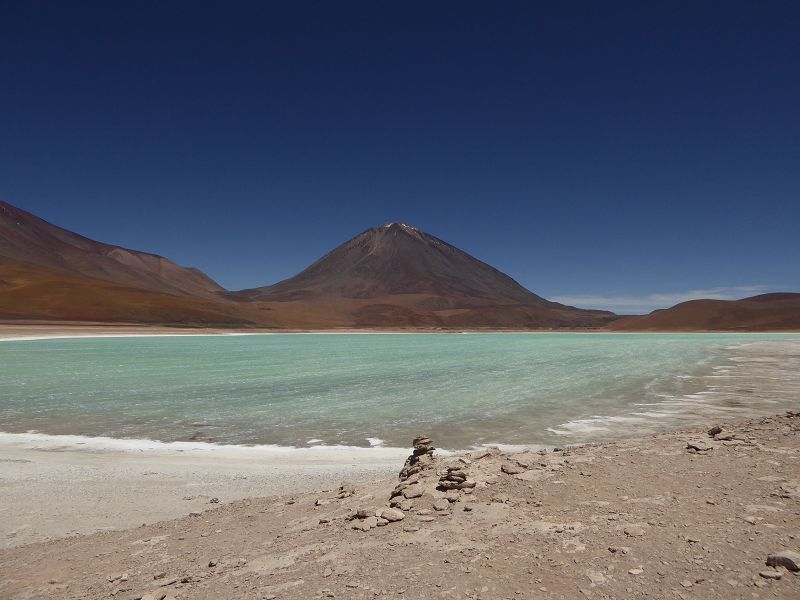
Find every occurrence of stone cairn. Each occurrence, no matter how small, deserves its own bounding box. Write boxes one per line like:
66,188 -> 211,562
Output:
437,463 -> 476,493
399,435 -> 436,480
389,435 -> 436,509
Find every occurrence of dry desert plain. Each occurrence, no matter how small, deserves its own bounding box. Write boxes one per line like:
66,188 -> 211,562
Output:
1,412 -> 799,600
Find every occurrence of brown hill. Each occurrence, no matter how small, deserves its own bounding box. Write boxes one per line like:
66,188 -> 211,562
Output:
4,203 -> 797,331
233,222 -> 615,328
0,200 -> 223,297
0,205 -> 613,328
0,258 -> 253,326
0,200 -> 253,325
609,292 -> 800,331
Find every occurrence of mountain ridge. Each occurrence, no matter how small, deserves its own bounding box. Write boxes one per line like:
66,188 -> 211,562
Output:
0,200 -> 223,298
609,292 -> 800,331
1,200 -> 797,330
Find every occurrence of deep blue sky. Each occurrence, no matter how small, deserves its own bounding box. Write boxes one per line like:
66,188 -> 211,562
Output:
1,1 -> 798,313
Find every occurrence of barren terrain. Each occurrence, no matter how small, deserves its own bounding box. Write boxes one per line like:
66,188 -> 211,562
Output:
1,413 -> 798,600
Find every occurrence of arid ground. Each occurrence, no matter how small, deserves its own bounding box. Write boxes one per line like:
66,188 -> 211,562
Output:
1,412 -> 798,600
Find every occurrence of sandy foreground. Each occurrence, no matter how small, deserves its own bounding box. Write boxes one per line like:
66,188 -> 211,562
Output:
0,435 -> 406,548
1,414 -> 798,600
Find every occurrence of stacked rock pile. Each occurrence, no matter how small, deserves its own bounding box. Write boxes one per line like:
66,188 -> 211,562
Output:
437,463 -> 475,492
389,435 -> 435,509
399,435 -> 435,480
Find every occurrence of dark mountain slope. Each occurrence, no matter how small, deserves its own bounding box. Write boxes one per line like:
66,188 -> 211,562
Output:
235,223 -> 615,328
0,200 -> 223,297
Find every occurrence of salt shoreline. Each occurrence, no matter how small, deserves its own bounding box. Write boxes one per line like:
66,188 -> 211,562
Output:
0,433 -> 407,549
3,323 -> 800,341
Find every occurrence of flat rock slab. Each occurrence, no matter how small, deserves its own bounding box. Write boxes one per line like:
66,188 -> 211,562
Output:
686,440 -> 715,452
501,462 -> 527,475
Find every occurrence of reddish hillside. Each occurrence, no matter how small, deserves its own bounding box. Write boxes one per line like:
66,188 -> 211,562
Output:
609,293 -> 800,331
4,202 -> 796,331
0,258 -> 253,326
0,200 -> 223,297
0,206 -> 614,328
234,222 -> 615,328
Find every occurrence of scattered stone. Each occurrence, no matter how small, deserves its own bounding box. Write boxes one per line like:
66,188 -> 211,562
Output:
352,516 -> 378,531
336,484 -> 356,499
380,508 -> 405,522
208,560 -> 217,567
586,570 -> 607,585
608,546 -> 631,555
624,526 -> 647,537
766,550 -> 800,572
208,497 -> 220,504
433,499 -> 450,512
323,567 -> 333,578
687,440 -> 714,453
777,481 -> 800,500
403,526 -> 420,533
501,462 -> 526,475
628,568 -> 644,575
444,491 -> 460,503
376,517 -> 389,527
189,511 -> 202,517
708,425 -> 723,437
759,569 -> 782,580
398,499 -> 414,511
403,487 -> 424,499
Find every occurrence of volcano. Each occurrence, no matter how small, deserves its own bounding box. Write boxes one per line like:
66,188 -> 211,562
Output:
234,222 -> 615,328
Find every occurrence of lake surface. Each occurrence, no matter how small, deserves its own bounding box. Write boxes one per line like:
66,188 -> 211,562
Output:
1,333 -> 799,450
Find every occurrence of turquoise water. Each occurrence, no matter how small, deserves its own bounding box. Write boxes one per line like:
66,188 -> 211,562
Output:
1,333 -> 798,449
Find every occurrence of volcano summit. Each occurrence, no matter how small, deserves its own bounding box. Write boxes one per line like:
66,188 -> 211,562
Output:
234,222 -> 614,328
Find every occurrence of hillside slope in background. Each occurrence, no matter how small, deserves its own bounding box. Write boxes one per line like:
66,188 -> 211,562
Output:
0,259 -> 254,326
0,200 -> 223,298
3,200 -> 796,330
609,293 -> 800,331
